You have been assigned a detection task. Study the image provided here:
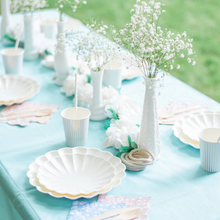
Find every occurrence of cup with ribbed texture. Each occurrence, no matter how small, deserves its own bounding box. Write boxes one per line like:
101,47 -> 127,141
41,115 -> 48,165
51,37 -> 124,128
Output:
199,128 -> 220,172
1,48 -> 24,74
61,107 -> 90,147
103,61 -> 123,89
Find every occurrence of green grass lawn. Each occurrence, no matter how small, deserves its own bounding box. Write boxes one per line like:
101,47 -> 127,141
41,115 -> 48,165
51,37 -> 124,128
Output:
1,0 -> 218,101
47,0 -> 220,102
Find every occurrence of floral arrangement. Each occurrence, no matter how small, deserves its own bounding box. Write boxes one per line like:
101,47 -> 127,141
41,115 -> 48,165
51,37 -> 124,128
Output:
56,0 -> 87,21
66,28 -> 121,72
115,0 -> 196,78
10,0 -> 47,13
89,0 -> 196,79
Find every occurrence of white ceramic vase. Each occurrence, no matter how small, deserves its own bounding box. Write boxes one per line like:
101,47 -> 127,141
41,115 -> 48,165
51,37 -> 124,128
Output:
54,34 -> 70,86
89,69 -> 107,121
138,76 -> 160,159
57,21 -> 65,36
24,15 -> 39,60
1,0 -> 11,40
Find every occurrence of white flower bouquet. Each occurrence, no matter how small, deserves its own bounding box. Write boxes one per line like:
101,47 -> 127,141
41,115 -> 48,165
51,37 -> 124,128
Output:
100,0 -> 196,79
10,0 -> 47,13
66,27 -> 121,72
56,0 -> 87,21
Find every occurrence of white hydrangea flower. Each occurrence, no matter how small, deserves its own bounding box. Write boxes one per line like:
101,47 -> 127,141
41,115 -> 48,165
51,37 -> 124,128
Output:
115,133 -> 139,149
102,86 -> 121,103
78,83 -> 93,104
61,74 -> 87,97
103,118 -> 140,149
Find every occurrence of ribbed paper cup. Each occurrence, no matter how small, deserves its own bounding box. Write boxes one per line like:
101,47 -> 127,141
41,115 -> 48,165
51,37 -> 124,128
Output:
103,61 -> 123,89
1,48 -> 24,74
61,107 -> 91,147
199,128 -> 220,172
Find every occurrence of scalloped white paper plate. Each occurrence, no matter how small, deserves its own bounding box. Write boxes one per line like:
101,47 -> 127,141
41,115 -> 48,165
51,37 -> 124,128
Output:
37,153 -> 115,195
0,76 -> 40,106
181,111 -> 220,142
172,114 -> 200,149
27,147 -> 126,199
0,75 -> 34,102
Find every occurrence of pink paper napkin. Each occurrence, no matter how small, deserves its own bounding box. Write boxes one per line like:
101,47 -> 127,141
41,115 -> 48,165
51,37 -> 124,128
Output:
98,194 -> 152,220
0,102 -> 59,126
158,101 -> 208,125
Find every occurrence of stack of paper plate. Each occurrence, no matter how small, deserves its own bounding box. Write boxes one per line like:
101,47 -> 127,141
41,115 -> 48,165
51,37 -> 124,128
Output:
27,147 -> 126,199
172,111 -> 220,149
0,75 -> 40,106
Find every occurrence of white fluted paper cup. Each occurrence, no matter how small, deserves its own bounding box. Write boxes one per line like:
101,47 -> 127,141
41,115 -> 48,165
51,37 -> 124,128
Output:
61,107 -> 91,147
103,61 -> 123,89
199,128 -> 220,172
1,48 -> 24,74
41,20 -> 57,40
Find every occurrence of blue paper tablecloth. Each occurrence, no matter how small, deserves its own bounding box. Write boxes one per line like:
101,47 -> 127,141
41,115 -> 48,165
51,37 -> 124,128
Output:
0,10 -> 220,220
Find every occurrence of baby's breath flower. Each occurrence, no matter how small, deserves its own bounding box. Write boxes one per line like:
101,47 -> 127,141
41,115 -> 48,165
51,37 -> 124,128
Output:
10,0 -> 47,13
65,27 -> 122,72
93,0 -> 196,77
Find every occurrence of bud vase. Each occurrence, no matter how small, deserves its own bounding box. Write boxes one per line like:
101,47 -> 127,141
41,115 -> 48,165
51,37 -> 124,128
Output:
54,33 -> 70,86
24,15 -> 39,60
1,0 -> 11,40
89,69 -> 107,121
138,76 -> 160,159
57,21 -> 65,36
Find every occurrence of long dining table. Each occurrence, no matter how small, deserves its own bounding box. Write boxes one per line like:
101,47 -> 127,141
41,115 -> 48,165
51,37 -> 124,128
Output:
0,10 -> 220,220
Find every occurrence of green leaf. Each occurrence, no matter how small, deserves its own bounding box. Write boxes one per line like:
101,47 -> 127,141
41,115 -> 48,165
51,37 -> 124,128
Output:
44,49 -> 52,55
86,74 -> 91,83
118,146 -> 133,153
116,152 -> 123,157
116,87 -> 121,94
127,135 -> 132,148
4,34 -> 15,42
103,123 -> 111,130
71,66 -> 76,70
136,124 -> 140,127
108,108 -> 119,120
131,141 -> 138,149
